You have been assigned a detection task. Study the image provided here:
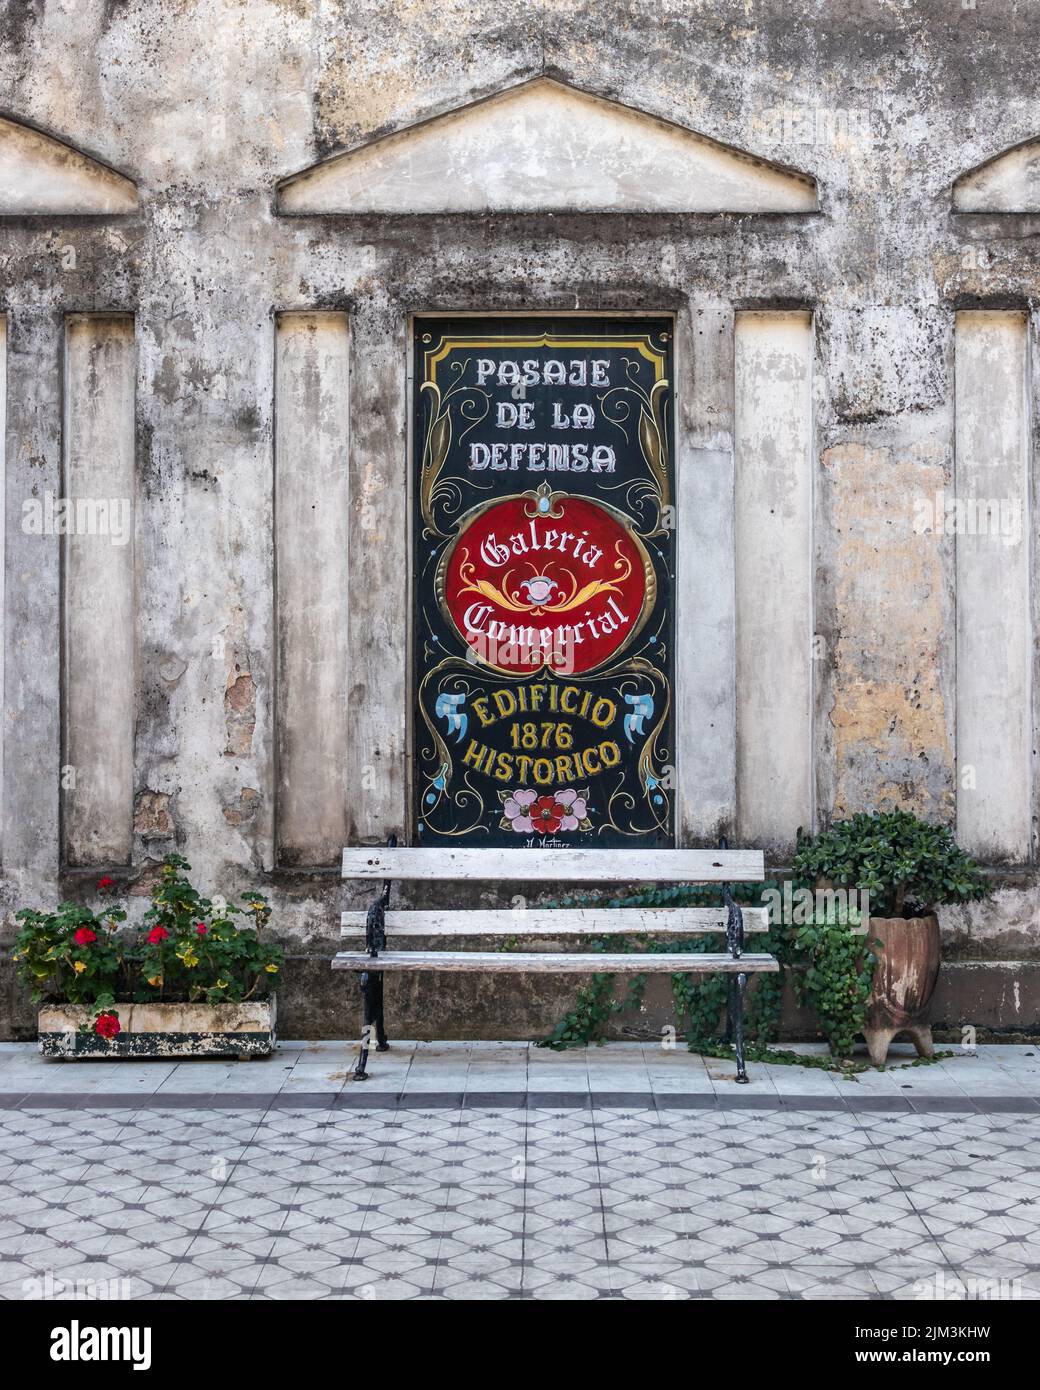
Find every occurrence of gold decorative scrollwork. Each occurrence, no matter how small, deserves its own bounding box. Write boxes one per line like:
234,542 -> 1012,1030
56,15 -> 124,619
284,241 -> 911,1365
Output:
419,361 -> 491,536
597,357 -> 671,531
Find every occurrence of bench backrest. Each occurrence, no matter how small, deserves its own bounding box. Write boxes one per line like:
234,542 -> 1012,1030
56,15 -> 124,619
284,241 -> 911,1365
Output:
341,906 -> 771,936
341,846 -> 764,883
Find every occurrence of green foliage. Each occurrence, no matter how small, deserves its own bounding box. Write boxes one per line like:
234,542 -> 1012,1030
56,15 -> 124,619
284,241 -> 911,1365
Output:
12,900 -> 127,1005
12,855 -> 283,1014
537,870 -> 937,1070
790,904 -> 877,1060
137,854 -> 282,1004
791,810 -> 991,918
538,935 -> 648,1049
537,880 -> 793,1053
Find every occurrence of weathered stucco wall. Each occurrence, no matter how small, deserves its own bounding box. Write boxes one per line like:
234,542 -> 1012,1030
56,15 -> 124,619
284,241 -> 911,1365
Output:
0,0 -> 1039,1039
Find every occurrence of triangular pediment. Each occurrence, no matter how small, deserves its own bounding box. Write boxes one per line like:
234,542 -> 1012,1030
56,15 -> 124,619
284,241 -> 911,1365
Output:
953,139 -> 1040,212
0,116 -> 138,215
278,77 -> 817,215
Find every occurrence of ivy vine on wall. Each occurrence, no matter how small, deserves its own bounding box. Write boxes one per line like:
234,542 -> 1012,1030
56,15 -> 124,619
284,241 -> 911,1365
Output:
535,880 -> 940,1073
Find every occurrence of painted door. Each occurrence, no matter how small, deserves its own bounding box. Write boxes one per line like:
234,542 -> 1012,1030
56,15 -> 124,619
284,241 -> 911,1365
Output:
413,317 -> 675,848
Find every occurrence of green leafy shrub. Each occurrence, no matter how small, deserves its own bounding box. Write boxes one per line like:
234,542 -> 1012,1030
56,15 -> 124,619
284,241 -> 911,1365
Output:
138,854 -> 281,1004
538,816 -> 989,1068
790,902 -> 876,1060
13,896 -> 126,1005
537,880 -> 789,1052
12,855 -> 283,1019
791,810 -> 991,917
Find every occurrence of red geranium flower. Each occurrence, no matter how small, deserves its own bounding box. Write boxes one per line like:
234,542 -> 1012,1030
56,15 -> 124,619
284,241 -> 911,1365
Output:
97,876 -> 114,891
147,925 -> 169,944
531,796 -> 567,834
73,927 -> 97,945
95,1012 -> 121,1039
196,922 -> 207,936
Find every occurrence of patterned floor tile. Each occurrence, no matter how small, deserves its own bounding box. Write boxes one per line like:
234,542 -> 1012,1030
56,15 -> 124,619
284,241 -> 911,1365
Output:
4,1067 -> 1040,1300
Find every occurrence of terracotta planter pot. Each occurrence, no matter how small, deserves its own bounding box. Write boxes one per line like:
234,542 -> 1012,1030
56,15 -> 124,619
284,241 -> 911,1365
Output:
862,913 -> 940,1066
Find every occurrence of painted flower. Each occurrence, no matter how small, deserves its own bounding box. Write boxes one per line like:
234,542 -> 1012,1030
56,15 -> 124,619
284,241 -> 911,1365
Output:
147,925 -> 169,945
529,791 -> 589,834
530,796 -> 567,833
73,927 -> 96,946
501,788 -> 537,833
95,1012 -> 121,1039
502,788 -> 589,834
553,788 -> 588,831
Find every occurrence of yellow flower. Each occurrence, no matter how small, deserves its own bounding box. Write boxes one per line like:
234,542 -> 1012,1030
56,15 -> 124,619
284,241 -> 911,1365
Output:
147,975 -> 163,987
264,964 -> 279,973
215,979 -> 229,989
73,961 -> 87,974
182,952 -> 199,969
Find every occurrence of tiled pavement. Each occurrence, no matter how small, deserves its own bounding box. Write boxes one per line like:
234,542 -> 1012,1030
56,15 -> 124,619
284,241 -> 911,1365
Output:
2,1040 -> 1040,1300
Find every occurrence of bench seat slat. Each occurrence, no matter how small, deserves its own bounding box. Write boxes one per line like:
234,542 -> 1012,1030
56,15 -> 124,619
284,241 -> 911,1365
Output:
342,847 -> 764,884
340,907 -> 770,937
332,950 -> 779,974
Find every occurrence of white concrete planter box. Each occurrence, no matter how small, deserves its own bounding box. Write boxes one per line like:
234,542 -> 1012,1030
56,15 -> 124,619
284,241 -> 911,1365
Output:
37,1000 -> 277,1059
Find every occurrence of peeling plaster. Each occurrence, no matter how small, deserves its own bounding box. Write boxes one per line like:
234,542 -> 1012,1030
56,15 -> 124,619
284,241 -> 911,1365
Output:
822,441 -> 953,822
0,0 -> 1037,1009
133,790 -> 175,840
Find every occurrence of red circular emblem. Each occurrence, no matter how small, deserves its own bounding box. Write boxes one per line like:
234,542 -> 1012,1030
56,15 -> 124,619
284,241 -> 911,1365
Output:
439,489 -> 653,675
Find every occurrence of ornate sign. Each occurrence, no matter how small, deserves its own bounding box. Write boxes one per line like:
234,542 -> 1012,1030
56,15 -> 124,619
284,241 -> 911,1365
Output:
414,319 -> 674,847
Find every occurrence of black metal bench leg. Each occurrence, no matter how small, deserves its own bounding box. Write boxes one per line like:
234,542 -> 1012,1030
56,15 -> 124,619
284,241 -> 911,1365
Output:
353,835 -> 394,1079
373,970 -> 389,1051
354,970 -> 374,1080
732,971 -> 750,1084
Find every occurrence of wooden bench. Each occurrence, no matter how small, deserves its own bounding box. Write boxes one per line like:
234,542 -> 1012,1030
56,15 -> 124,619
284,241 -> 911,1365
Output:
334,842 -> 775,1083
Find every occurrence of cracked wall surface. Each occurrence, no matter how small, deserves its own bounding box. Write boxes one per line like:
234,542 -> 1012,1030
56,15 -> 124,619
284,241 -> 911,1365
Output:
0,0 -> 1039,1035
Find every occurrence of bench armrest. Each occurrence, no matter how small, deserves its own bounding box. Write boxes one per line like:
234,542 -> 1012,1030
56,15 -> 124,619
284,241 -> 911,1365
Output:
364,835 -> 396,957
719,838 -> 745,960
